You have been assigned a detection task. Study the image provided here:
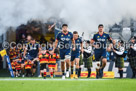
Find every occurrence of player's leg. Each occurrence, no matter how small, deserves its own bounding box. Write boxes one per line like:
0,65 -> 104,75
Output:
78,54 -> 84,78
65,52 -> 71,77
49,68 -> 53,78
13,69 -> 16,77
28,69 -> 32,77
75,58 -> 79,79
65,59 -> 70,77
59,51 -> 66,79
53,68 -> 55,77
61,61 -> 65,79
94,51 -> 101,79
15,70 -> 18,77
70,56 -> 75,79
21,60 -> 25,77
43,69 -> 47,79
40,64 -> 44,77
99,50 -> 107,78
32,58 -> 38,76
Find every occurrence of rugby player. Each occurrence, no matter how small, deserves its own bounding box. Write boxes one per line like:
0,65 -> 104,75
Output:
70,31 -> 83,79
91,24 -> 112,78
23,38 -> 41,76
53,24 -> 75,79
21,35 -> 32,77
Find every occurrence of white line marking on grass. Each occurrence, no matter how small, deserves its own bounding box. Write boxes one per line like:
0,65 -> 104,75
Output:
0,78 -> 110,81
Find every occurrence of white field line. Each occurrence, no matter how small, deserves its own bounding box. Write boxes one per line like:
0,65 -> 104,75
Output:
0,78 -> 110,81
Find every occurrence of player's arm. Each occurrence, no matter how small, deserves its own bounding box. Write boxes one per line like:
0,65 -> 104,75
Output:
38,44 -> 41,54
90,34 -> 97,48
53,39 -> 59,52
107,34 -> 112,43
53,32 -> 60,53
48,22 -> 56,31
107,34 -> 113,50
72,38 -> 76,51
23,48 -> 27,58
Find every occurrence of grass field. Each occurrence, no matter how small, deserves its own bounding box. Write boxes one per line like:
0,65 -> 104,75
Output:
0,78 -> 136,91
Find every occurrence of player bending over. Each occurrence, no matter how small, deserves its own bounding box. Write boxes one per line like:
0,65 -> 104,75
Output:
23,38 -> 41,76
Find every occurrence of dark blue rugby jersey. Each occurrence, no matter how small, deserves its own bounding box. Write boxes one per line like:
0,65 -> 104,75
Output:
71,37 -> 82,55
56,31 -> 73,50
26,42 -> 40,57
92,32 -> 112,49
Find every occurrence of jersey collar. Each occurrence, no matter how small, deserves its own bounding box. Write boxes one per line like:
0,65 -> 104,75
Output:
62,31 -> 69,35
98,32 -> 104,36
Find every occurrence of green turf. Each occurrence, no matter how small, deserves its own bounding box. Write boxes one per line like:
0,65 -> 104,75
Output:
0,78 -> 136,91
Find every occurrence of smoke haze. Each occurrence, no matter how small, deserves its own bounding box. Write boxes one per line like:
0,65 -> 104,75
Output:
0,0 -> 136,38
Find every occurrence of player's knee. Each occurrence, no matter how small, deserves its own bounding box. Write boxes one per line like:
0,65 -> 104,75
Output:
102,58 -> 107,63
71,61 -> 74,66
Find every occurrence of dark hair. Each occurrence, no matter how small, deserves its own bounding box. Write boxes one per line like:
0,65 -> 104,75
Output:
98,24 -> 104,28
73,31 -> 78,34
62,24 -> 68,27
86,40 -> 90,44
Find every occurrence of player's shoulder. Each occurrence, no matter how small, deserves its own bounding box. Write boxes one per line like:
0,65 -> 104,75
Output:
77,37 -> 82,41
27,42 -> 30,45
35,41 -> 40,44
57,32 -> 62,35
104,32 -> 110,35
68,31 -> 73,35
93,32 -> 99,36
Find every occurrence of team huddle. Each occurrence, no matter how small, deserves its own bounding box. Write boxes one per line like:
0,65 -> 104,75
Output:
9,24 -> 136,79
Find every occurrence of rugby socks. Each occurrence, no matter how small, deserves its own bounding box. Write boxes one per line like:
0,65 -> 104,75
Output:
62,70 -> 65,76
71,66 -> 73,74
96,71 -> 99,79
87,68 -> 91,78
100,68 -> 104,78
78,68 -> 81,77
43,72 -> 46,78
66,68 -> 69,72
50,72 -> 53,77
76,68 -> 79,75
66,63 -> 69,72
